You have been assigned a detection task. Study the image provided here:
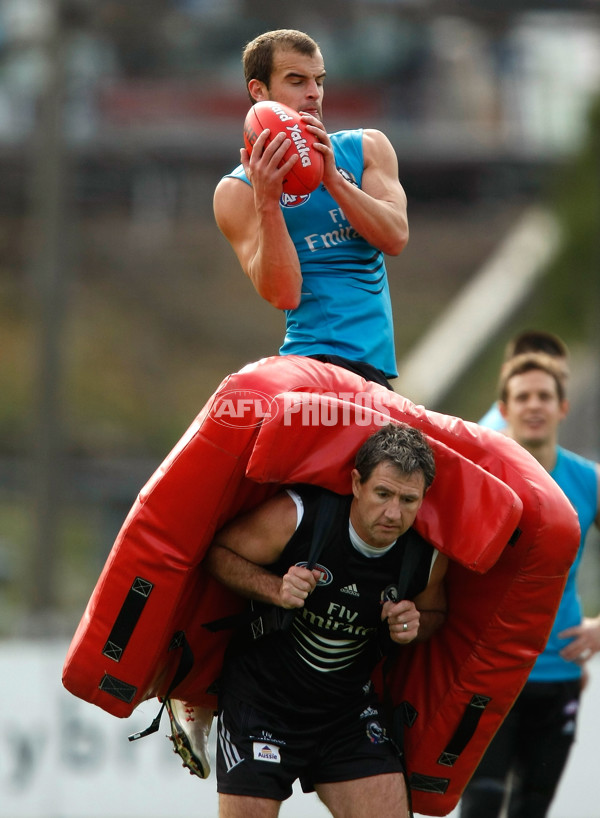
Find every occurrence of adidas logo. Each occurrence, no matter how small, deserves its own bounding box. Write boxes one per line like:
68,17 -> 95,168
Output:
340,583 -> 360,597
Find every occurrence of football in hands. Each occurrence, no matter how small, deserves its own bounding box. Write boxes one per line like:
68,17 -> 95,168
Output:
243,101 -> 325,196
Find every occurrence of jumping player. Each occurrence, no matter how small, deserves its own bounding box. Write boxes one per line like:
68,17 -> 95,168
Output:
213,28 -> 409,389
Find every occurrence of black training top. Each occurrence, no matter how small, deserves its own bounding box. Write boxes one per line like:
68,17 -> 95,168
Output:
220,485 -> 434,718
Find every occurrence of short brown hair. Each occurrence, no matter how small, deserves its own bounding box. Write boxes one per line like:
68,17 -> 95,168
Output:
503,330 -> 569,366
354,423 -> 436,491
498,352 -> 567,404
242,29 -> 320,101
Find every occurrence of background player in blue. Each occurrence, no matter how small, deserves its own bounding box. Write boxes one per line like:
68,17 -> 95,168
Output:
213,29 -> 409,386
460,352 -> 600,818
478,329 -> 569,431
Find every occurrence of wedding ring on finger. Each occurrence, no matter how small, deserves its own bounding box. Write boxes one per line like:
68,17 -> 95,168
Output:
578,648 -> 592,662
402,622 -> 409,632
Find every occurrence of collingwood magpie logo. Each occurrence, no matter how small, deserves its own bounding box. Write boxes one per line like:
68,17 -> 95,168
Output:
366,721 -> 388,745
337,166 -> 358,187
340,583 -> 360,597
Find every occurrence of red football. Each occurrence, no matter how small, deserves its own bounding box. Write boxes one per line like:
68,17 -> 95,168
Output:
243,100 -> 324,196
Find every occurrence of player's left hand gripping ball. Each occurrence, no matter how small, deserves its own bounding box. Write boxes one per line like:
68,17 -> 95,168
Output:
244,101 -> 325,196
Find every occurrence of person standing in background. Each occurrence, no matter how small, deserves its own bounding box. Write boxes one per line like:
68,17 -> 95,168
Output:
478,329 -> 569,431
460,351 -> 600,818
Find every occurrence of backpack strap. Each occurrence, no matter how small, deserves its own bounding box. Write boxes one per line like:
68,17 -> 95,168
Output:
380,531 -> 433,818
127,630 -> 194,742
280,488 -> 346,631
383,530 -> 428,606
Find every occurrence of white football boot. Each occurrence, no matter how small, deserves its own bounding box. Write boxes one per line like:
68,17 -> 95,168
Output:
165,700 -> 213,778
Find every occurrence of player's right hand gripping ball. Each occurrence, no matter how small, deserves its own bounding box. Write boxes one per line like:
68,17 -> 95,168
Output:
244,101 -> 325,196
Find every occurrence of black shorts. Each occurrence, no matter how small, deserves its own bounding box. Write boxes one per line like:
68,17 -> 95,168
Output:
308,354 -> 394,390
216,689 -> 404,801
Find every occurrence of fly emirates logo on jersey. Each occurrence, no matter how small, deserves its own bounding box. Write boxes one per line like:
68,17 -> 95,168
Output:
301,601 -> 376,637
303,205 -> 360,252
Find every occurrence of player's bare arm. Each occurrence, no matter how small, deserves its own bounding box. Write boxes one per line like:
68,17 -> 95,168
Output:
304,116 -> 409,255
204,491 -> 318,608
213,130 -> 302,310
413,552 -> 448,641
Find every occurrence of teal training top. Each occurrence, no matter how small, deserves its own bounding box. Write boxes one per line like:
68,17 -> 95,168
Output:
529,446 -> 597,682
479,406 -> 598,682
225,129 -> 397,377
478,402 -> 504,431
